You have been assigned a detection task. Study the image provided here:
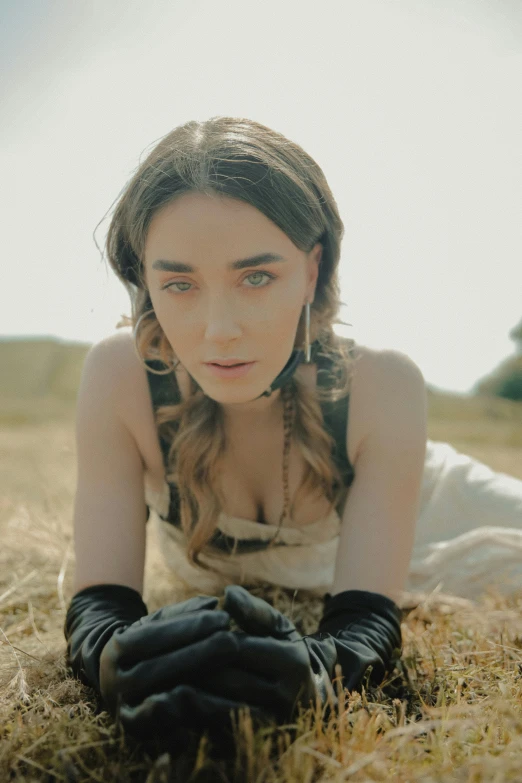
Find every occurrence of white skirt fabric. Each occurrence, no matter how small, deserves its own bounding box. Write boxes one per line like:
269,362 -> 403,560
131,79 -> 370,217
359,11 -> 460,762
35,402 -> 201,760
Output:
145,439 -> 522,603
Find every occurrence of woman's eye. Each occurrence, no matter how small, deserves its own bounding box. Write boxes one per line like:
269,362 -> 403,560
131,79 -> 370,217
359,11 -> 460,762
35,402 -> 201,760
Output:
162,271 -> 274,294
243,271 -> 274,287
163,281 -> 192,293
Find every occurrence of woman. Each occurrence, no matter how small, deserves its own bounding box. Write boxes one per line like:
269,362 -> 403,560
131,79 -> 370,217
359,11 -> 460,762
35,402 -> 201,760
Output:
64,116 -> 522,754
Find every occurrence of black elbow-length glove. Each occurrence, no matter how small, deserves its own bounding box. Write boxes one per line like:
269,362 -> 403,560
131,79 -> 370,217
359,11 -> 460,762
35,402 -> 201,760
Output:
199,585 -> 403,721
64,584 -> 149,697
306,588 -> 403,695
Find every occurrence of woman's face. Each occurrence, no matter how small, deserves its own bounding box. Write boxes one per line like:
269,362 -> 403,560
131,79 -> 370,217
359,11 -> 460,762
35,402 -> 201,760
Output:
143,192 -> 321,418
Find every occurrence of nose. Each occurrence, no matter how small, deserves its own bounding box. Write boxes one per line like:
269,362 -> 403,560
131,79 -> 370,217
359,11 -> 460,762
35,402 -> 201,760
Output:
203,296 -> 243,343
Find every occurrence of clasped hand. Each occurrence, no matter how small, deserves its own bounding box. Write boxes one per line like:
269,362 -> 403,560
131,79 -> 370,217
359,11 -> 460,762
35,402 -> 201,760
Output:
99,586 -> 334,747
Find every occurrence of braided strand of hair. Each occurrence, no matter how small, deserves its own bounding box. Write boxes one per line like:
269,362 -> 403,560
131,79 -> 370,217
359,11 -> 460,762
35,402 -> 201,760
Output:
266,378 -> 296,549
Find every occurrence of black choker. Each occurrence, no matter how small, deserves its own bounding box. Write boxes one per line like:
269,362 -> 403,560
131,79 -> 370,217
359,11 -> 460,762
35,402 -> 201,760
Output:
256,340 -> 321,398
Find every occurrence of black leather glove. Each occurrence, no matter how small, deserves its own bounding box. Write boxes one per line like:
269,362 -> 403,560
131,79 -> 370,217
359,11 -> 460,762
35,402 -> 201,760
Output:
64,584 -> 269,751
199,586 -> 403,719
197,585 -> 338,722
64,584 -> 149,695
307,589 -> 403,696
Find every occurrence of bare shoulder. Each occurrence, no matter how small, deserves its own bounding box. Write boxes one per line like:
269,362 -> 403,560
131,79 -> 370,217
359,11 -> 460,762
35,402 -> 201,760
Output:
81,328 -> 164,480
84,326 -> 141,377
346,343 -> 426,462
79,328 -> 142,416
351,343 -> 425,383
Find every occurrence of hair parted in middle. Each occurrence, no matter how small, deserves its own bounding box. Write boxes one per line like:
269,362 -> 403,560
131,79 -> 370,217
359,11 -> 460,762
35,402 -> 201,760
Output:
103,115 -> 358,573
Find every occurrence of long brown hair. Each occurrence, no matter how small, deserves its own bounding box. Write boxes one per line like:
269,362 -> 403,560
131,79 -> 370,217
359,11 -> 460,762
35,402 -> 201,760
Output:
103,116 -> 358,571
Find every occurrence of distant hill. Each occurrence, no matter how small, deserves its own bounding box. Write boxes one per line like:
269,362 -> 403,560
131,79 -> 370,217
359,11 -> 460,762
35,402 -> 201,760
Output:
0,336 -> 90,401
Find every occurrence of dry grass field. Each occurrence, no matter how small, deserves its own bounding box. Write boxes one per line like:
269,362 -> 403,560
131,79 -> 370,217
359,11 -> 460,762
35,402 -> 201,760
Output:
1,341 -> 522,782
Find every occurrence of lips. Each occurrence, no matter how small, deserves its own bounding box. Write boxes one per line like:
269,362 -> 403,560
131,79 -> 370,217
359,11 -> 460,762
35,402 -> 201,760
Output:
204,361 -> 256,378
207,361 -> 249,367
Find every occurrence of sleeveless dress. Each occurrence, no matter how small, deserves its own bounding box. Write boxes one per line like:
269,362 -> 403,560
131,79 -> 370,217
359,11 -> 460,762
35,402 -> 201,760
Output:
144,341 -> 522,603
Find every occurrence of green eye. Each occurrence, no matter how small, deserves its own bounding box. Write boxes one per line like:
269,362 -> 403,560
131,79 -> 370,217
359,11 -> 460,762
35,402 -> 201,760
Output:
244,271 -> 274,287
164,281 -> 192,293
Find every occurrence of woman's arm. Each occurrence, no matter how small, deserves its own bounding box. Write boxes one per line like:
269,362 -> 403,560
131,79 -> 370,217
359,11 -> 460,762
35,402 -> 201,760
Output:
332,348 -> 428,604
72,335 -> 148,596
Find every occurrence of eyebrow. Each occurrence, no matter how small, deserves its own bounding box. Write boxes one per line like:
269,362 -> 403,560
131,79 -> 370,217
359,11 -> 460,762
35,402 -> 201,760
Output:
151,252 -> 287,273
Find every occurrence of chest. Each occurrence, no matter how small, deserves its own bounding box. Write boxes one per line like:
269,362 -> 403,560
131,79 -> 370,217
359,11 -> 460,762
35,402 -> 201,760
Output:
218,428 -> 334,527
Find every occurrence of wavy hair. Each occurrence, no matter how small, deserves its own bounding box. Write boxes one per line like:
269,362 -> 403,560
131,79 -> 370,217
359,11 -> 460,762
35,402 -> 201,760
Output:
103,116 -> 358,571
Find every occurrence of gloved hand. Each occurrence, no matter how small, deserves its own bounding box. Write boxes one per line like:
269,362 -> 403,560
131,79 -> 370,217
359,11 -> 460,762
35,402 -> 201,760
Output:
64,584 -> 271,751
197,585 -> 338,722
113,597 -> 303,744
98,594 -> 237,717
198,585 -> 403,719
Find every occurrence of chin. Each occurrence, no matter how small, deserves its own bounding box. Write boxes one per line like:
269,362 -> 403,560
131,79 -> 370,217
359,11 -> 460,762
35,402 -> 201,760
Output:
200,379 -> 270,405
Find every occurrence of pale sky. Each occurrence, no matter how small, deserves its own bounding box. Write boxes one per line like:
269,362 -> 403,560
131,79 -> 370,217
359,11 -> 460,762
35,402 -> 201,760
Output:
1,0 -> 521,395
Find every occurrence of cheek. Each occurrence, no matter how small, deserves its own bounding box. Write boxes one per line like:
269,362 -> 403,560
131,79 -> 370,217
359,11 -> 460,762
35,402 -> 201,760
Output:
147,295 -> 185,346
254,282 -> 304,321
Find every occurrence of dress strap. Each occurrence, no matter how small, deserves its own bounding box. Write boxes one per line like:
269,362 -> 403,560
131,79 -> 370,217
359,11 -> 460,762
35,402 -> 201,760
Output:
144,361 -> 181,468
144,361 -> 181,406
315,337 -> 356,489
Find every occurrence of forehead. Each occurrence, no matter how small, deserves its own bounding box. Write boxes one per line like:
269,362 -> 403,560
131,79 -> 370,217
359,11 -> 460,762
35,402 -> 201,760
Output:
144,192 -> 294,263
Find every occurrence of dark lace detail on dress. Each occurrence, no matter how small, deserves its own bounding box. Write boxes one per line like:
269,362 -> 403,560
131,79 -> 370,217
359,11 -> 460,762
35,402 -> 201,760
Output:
144,339 -> 355,554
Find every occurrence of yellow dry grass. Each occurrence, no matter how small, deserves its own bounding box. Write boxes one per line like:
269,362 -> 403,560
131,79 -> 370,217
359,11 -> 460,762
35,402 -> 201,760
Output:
1,385 -> 522,781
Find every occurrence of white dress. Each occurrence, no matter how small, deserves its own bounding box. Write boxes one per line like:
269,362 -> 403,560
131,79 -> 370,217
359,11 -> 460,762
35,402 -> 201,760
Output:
144,439 -> 522,604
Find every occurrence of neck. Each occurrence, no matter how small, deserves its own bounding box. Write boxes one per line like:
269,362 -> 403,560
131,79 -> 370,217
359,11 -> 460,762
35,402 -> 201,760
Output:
221,387 -> 284,428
